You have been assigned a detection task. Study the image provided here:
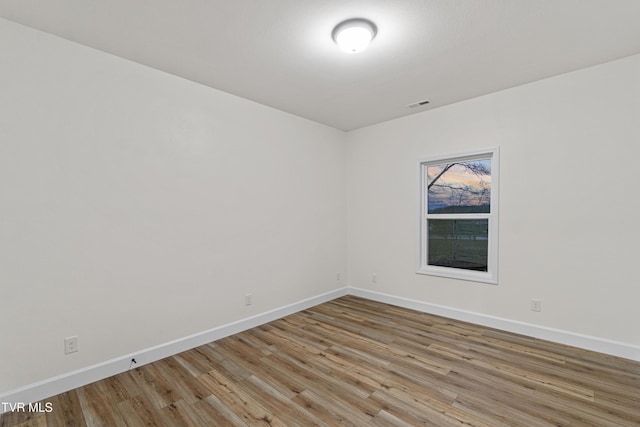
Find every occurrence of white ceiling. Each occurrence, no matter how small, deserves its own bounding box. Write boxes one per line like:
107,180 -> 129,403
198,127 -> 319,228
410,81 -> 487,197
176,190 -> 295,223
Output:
2,1 -> 640,131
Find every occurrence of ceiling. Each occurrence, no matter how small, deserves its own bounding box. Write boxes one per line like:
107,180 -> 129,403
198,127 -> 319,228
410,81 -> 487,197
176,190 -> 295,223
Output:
2,1 -> 640,131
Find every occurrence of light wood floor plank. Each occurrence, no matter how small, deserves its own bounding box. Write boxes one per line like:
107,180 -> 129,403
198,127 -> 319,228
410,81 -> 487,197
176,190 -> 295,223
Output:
238,375 -> 330,427
157,400 -> 210,427
191,394 -> 247,427
2,295 -> 639,426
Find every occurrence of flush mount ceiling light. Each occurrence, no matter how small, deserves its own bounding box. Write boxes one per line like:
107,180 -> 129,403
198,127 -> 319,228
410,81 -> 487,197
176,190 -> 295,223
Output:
332,18 -> 377,54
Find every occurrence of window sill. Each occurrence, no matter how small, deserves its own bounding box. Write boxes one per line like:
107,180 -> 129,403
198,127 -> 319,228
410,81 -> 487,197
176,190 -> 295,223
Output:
416,266 -> 497,285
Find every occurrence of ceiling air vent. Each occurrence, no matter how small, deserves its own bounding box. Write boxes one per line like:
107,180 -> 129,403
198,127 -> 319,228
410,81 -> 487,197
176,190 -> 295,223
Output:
407,99 -> 430,108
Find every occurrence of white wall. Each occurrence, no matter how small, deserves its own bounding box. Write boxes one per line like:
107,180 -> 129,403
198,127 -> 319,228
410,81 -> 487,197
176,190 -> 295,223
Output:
0,18 -> 347,394
2,15 -> 639,400
347,54 -> 640,348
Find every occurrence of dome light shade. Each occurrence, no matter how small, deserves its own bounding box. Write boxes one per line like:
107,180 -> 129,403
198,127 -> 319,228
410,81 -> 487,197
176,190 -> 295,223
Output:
332,18 -> 377,53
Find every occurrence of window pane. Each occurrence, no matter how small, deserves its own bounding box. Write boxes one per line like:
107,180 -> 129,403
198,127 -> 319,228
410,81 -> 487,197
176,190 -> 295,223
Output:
428,219 -> 488,272
427,159 -> 491,214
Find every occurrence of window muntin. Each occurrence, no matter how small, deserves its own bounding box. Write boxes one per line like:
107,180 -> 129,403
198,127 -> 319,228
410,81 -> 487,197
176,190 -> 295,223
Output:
418,149 -> 498,284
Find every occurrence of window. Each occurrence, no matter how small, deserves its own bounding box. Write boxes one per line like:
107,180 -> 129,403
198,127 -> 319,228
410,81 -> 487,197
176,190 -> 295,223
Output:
418,148 -> 499,284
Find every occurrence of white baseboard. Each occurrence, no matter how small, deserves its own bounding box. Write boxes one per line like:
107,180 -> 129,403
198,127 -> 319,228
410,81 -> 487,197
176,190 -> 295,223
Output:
3,285 -> 639,415
348,287 -> 640,362
0,287 -> 349,413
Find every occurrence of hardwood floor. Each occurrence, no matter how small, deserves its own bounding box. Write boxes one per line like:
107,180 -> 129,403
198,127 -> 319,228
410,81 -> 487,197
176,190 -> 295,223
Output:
2,295 -> 639,426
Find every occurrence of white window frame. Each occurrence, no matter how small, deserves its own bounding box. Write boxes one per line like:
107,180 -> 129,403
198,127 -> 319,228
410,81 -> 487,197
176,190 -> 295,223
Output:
417,147 -> 499,284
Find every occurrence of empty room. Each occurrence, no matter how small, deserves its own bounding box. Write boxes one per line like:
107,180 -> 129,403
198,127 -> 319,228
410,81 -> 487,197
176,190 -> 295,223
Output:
1,1 -> 639,426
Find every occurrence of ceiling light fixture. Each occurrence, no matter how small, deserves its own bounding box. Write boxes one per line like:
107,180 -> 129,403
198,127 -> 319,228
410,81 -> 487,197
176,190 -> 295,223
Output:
332,18 -> 377,54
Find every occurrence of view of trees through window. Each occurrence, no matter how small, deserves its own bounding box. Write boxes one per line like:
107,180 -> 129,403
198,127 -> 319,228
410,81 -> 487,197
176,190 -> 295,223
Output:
426,159 -> 491,272
427,160 -> 491,214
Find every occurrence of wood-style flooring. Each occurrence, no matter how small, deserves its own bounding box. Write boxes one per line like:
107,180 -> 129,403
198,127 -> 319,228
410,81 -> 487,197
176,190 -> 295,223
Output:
2,296 -> 639,426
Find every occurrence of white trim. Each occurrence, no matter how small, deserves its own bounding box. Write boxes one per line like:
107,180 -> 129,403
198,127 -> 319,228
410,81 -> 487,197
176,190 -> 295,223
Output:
348,287 -> 640,362
417,147 -> 499,285
0,287 -> 349,413
418,147 -> 500,165
416,264 -> 495,284
3,284 -> 639,414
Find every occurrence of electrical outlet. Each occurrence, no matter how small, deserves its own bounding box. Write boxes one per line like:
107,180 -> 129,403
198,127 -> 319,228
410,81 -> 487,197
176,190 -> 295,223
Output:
531,299 -> 542,312
64,336 -> 78,354
372,273 -> 377,283
336,273 -> 341,281
245,294 -> 253,306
